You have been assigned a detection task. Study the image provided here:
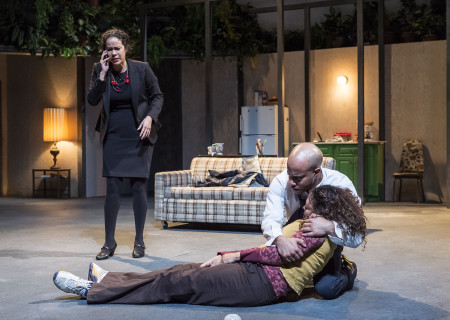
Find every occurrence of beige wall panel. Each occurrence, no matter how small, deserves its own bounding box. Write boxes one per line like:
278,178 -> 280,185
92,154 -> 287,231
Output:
6,55 -> 79,197
211,58 -> 239,155
285,51 -> 305,146
84,56 -> 106,197
310,47 -> 359,141
386,41 -> 446,202
243,52 -> 303,150
311,48 -> 353,140
243,53 -> 277,106
364,45 -> 380,140
181,58 -> 239,168
0,54 -> 7,195
181,60 -> 206,169
310,46 -> 379,142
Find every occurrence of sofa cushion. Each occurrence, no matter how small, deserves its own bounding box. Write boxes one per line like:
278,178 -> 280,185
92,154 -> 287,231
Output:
163,199 -> 266,224
232,187 -> 269,201
165,186 -> 235,200
165,186 -> 268,201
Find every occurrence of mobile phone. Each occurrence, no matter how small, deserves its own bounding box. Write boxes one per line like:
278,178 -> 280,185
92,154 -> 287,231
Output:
103,52 -> 110,66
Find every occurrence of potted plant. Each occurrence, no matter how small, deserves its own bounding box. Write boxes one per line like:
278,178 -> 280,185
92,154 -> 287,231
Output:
384,10 -> 400,44
413,3 -> 444,41
160,0 -> 261,65
396,0 -> 419,42
317,6 -> 353,48
147,35 -> 168,68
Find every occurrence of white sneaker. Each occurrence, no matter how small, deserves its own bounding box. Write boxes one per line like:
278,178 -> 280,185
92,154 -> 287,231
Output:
88,262 -> 109,283
53,270 -> 92,298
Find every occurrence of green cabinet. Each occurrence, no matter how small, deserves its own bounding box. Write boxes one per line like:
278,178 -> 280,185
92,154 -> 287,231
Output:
315,143 -> 385,202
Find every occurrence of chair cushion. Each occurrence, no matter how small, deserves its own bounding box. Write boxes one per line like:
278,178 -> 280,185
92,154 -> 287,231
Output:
399,139 -> 424,172
393,172 -> 423,178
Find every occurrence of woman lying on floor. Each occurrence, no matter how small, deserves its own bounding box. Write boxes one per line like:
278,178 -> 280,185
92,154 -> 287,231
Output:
53,185 -> 367,307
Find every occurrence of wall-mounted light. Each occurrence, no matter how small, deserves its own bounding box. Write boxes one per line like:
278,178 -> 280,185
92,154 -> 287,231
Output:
337,75 -> 348,85
43,107 -> 68,169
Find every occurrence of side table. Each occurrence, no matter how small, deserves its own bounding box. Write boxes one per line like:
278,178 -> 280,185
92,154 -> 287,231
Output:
32,169 -> 71,199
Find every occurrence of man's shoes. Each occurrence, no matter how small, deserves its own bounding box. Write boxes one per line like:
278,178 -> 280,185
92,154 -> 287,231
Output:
132,244 -> 145,258
53,270 -> 93,299
341,255 -> 357,290
88,262 -> 109,283
96,243 -> 117,260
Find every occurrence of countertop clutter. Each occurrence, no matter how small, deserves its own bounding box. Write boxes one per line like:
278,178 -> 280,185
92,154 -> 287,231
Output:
314,140 -> 386,144
315,124 -> 377,142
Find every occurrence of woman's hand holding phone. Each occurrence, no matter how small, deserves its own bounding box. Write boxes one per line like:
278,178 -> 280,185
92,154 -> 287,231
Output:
99,50 -> 110,80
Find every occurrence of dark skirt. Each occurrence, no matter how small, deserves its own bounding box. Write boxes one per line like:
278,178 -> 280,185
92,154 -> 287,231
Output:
87,262 -> 277,307
102,107 -> 152,178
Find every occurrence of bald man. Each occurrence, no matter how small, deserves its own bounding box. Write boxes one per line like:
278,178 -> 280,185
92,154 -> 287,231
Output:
261,143 -> 362,299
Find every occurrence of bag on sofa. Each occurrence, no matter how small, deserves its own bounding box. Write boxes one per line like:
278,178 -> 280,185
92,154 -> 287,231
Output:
196,169 -> 268,187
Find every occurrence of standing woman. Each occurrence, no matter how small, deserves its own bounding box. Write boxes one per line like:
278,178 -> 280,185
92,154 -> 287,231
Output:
87,29 -> 163,260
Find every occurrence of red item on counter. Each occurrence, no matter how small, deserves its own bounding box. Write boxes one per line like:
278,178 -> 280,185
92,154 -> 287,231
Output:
334,132 -> 351,137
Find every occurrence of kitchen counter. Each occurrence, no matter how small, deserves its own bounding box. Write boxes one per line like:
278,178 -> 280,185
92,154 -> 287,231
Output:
292,142 -> 385,202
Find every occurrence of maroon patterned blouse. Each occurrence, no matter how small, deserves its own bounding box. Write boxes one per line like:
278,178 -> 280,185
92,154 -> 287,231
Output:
219,231 -> 325,298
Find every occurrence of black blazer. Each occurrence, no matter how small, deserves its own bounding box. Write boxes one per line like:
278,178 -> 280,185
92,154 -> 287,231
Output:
87,59 -> 164,144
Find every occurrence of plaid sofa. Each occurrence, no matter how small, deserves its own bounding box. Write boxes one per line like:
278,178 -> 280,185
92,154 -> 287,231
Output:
154,156 -> 336,227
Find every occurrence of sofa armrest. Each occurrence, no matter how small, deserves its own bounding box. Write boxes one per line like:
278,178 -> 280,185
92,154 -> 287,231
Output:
155,170 -> 193,199
322,157 -> 336,170
154,170 -> 193,222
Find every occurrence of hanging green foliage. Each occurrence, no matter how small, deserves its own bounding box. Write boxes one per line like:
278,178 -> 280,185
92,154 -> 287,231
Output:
156,0 -> 261,66
1,0 -> 264,64
147,35 -> 168,67
0,0 -> 446,59
0,0 -> 141,58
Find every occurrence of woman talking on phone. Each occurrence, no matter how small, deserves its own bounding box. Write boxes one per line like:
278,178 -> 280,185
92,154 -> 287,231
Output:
87,29 -> 163,260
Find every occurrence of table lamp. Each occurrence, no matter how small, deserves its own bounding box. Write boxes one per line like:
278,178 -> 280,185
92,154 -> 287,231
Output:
43,108 -> 68,169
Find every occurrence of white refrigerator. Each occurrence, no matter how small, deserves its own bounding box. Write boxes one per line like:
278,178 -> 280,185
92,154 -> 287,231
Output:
240,105 -> 289,156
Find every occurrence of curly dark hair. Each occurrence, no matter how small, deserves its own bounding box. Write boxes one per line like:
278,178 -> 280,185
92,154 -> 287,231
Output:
309,185 -> 367,246
100,29 -> 130,51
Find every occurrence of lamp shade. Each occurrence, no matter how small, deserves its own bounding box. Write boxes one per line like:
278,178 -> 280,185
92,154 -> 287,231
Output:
43,108 -> 68,142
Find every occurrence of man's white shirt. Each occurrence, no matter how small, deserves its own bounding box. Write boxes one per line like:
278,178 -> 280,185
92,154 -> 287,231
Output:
261,167 -> 362,247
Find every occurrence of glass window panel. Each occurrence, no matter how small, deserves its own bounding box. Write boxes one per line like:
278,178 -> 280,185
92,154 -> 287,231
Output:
284,9 -> 304,52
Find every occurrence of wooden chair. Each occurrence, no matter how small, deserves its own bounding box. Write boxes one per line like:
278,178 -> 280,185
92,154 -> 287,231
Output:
392,139 -> 425,203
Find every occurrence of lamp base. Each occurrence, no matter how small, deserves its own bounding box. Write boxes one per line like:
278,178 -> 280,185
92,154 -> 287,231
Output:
50,143 -> 60,169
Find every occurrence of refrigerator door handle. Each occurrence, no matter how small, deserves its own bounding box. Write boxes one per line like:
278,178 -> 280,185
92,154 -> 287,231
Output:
240,114 -> 243,132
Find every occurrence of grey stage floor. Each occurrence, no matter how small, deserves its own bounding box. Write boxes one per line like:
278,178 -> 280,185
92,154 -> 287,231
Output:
0,196 -> 449,320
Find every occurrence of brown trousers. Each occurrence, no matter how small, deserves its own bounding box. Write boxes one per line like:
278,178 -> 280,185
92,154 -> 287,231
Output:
87,262 -> 276,307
